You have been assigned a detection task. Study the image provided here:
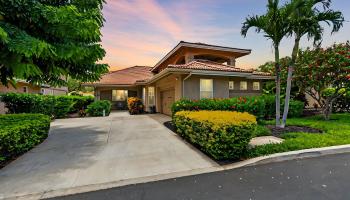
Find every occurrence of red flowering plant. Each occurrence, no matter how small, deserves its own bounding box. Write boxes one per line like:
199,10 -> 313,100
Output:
127,97 -> 144,115
294,42 -> 350,120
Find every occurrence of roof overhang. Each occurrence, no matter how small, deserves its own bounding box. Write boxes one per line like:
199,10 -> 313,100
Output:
151,41 -> 252,72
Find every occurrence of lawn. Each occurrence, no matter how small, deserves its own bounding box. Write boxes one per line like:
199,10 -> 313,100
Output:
247,113 -> 350,158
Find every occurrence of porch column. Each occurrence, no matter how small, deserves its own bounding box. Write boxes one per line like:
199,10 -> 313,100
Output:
228,57 -> 236,67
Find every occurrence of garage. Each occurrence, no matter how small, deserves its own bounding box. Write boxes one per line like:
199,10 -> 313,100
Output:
161,89 -> 175,116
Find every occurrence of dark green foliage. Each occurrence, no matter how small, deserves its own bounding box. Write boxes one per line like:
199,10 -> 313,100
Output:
86,100 -> 111,116
0,0 -> 108,86
0,114 -> 50,162
333,92 -> 350,113
253,125 -> 272,137
171,95 -> 304,120
0,93 -> 94,118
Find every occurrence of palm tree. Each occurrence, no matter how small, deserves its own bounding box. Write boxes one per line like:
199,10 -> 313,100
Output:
241,0 -> 290,126
281,0 -> 344,127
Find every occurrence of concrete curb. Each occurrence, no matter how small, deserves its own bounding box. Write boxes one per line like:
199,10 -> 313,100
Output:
4,144 -> 350,200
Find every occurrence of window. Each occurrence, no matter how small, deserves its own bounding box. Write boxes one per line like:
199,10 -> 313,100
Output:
112,90 -> 128,101
240,81 -> 248,90
229,81 -> 234,90
148,87 -> 155,105
253,82 -> 260,90
23,86 -> 28,93
200,79 -> 213,99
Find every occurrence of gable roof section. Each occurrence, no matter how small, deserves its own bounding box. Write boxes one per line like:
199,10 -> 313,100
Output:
168,60 -> 253,73
151,41 -> 252,72
91,66 -> 153,86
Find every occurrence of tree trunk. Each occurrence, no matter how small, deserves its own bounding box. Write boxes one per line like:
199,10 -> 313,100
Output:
323,98 -> 333,120
281,37 -> 300,128
274,46 -> 281,126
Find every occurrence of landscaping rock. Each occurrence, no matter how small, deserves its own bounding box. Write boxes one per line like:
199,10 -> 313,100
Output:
249,136 -> 284,148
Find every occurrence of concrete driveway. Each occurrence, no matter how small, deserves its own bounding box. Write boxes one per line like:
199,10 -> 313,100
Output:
0,112 -> 217,199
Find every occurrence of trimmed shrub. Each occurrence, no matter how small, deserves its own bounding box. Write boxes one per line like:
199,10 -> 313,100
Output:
0,93 -> 95,118
87,100 -> 112,116
173,111 -> 257,160
0,114 -> 50,162
127,97 -> 144,115
171,95 -> 304,120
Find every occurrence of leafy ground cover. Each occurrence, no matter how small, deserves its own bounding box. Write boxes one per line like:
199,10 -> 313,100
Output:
247,114 -> 350,158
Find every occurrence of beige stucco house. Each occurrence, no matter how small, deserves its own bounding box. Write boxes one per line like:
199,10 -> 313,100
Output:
87,41 -> 274,115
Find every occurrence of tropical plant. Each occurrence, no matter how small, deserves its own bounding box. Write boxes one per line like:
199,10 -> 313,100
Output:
281,0 -> 344,126
241,0 -> 291,126
294,42 -> 350,120
0,0 -> 108,86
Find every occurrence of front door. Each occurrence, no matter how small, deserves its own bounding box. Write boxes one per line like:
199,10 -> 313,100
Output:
161,89 -> 175,116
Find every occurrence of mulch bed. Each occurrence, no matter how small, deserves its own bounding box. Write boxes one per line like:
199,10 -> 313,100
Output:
266,125 -> 323,138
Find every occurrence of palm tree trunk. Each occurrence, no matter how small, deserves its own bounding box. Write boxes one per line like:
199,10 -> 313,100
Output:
281,37 -> 300,128
274,45 -> 281,126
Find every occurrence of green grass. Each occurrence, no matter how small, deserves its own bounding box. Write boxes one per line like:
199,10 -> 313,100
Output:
247,114 -> 350,158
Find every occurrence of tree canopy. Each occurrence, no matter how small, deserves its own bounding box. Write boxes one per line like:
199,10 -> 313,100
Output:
0,0 -> 108,86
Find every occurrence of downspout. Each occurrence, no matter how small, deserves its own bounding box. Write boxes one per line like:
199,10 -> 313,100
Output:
182,72 -> 192,98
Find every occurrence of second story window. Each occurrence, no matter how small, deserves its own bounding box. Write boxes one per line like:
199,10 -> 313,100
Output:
200,79 -> 213,99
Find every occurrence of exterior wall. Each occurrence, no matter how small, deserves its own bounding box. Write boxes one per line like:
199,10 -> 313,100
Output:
95,86 -> 141,110
228,78 -> 262,97
183,75 -> 229,100
183,75 -> 262,100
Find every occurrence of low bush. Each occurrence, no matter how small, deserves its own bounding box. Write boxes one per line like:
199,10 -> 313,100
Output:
127,97 -> 144,115
171,95 -> 304,120
173,111 -> 257,160
86,100 -> 112,116
0,114 -> 50,162
0,93 -> 95,118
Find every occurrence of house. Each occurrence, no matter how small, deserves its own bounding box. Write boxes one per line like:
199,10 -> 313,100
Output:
87,41 -> 274,115
0,80 -> 68,114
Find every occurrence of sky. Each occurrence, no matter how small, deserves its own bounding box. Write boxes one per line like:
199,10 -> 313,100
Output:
101,0 -> 350,71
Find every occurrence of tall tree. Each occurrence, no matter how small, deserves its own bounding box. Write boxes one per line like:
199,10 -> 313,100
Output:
294,42 -> 350,120
241,0 -> 290,126
281,0 -> 344,127
0,0 -> 108,86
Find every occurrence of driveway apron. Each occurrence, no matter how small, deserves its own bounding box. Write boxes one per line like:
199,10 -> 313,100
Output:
0,112 -> 217,199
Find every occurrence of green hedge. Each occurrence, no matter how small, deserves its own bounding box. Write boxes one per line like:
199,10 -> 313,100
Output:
171,95 -> 304,120
173,111 -> 257,160
0,93 -> 94,118
0,114 -> 51,162
86,100 -> 112,116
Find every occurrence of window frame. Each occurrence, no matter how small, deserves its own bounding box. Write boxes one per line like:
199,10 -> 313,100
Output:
229,81 -> 234,90
200,79 -> 214,99
112,90 -> 128,101
240,81 -> 248,91
148,87 -> 155,106
253,81 -> 260,91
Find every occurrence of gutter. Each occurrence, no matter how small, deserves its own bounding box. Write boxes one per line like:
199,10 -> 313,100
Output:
182,73 -> 192,98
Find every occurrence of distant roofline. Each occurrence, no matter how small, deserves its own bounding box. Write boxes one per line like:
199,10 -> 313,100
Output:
151,41 -> 252,72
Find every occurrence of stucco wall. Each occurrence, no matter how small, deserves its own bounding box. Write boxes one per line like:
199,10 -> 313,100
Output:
183,75 -> 262,100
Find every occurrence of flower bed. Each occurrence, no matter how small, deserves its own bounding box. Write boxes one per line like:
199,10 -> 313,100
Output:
173,110 -> 257,160
127,97 -> 144,114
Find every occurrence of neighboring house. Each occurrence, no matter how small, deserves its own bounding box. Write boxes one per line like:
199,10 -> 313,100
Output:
0,80 -> 68,114
87,41 -> 274,115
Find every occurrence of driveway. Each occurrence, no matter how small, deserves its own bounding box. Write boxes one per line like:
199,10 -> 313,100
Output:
0,112 -> 217,199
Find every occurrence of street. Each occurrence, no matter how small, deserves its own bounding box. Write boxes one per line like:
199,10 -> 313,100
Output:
49,153 -> 350,200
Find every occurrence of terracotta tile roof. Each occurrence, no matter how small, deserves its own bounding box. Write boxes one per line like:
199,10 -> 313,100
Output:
92,66 -> 153,85
168,60 -> 254,73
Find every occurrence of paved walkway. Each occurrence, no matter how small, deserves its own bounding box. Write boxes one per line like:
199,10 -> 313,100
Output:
0,112 -> 217,199
50,153 -> 350,200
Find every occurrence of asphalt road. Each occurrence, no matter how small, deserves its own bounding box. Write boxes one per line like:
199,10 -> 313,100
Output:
49,153 -> 350,200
